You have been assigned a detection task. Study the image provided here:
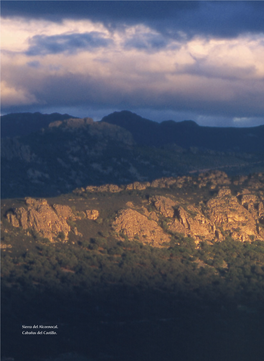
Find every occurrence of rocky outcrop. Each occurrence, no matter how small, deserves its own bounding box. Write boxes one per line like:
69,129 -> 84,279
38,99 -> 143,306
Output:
64,117 -> 94,128
172,176 -> 193,189
75,171 -> 247,196
197,171 -> 231,189
86,210 -> 99,220
74,171 -> 246,195
151,196 -> 177,218
125,181 -> 151,191
84,184 -> 123,193
5,172 -> 264,246
112,209 -> 170,246
6,198 -> 75,241
169,206 -> 215,243
150,177 -> 178,188
52,203 -> 75,220
49,117 -> 93,129
233,173 -> 264,190
206,188 -> 264,242
147,188 -> 264,243
48,120 -> 63,128
6,197 -> 101,241
247,173 -> 264,190
77,181 -> 152,194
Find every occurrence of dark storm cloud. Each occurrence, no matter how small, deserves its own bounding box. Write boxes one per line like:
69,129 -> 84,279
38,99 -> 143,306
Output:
2,1 -> 264,40
176,58 -> 257,82
4,67 -> 262,119
26,32 -> 113,56
124,33 -> 169,51
0,1 -> 200,23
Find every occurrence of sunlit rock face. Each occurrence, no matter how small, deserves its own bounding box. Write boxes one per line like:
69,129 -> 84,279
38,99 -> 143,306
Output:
150,196 -> 176,218
6,197 -> 100,241
112,208 -> 170,246
5,172 -> 264,246
206,188 -> 264,242
84,184 -> 123,193
169,205 -> 215,243
6,198 -> 73,241
167,186 -> 264,243
85,210 -> 99,220
134,178 -> 264,244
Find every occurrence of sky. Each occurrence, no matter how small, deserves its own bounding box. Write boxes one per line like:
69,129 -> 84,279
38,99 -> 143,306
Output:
1,1 -> 264,127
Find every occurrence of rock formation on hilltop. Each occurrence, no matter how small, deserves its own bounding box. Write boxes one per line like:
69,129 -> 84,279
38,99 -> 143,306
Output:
6,198 -> 72,241
6,198 -> 99,241
4,171 -> 264,246
206,188 -> 263,242
110,172 -> 264,245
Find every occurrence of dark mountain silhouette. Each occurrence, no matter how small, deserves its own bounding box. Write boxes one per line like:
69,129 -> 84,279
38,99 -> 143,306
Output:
102,110 -> 264,153
1,112 -> 76,138
101,110 -> 159,146
1,111 -> 264,199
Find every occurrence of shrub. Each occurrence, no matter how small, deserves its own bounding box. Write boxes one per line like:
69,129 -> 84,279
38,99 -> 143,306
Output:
88,243 -> 99,251
57,231 -> 65,241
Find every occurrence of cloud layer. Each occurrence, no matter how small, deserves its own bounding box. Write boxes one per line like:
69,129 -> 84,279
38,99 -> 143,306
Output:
1,1 -> 264,126
26,32 -> 113,56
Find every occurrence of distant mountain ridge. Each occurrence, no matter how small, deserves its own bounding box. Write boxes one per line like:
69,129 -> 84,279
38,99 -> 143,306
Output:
1,112 -> 76,138
1,111 -> 264,198
101,110 -> 264,153
2,110 -> 264,154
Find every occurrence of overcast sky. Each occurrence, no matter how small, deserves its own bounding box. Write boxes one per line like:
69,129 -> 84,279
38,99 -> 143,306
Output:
1,1 -> 264,126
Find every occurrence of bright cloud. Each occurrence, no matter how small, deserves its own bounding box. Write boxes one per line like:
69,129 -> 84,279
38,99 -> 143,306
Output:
1,80 -> 38,107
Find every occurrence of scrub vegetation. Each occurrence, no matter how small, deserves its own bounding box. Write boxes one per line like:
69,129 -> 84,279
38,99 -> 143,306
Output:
2,173 -> 264,361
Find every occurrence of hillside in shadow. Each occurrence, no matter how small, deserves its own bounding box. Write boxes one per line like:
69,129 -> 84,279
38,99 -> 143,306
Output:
102,110 -> 264,153
1,112 -> 76,138
2,113 -> 264,199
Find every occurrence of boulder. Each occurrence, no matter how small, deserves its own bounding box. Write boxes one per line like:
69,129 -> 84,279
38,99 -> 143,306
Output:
85,210 -> 99,220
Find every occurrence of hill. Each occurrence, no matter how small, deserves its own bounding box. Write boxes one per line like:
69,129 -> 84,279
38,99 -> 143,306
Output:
2,115 -> 264,199
1,112 -> 76,138
2,172 -> 264,361
102,110 -> 264,153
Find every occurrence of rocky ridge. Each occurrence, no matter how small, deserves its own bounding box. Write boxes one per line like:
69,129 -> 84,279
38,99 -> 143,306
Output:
6,198 -> 99,241
74,170 -> 263,194
111,185 -> 264,244
4,171 -> 264,246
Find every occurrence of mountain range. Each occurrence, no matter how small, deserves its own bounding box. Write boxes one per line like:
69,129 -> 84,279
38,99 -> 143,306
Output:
1,111 -> 264,199
2,110 -> 264,153
102,111 -> 264,153
1,112 -> 76,138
